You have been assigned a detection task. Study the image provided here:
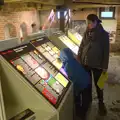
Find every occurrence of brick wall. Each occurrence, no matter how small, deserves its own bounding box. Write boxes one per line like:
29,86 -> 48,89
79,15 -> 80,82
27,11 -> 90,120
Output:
115,7 -> 120,42
0,9 -> 40,40
4,23 -> 17,39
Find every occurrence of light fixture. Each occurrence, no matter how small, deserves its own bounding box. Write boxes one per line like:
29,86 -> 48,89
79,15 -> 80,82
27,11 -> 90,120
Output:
99,7 -> 115,19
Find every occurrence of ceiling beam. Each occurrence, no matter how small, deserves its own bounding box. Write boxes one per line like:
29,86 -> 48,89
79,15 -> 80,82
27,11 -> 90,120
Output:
5,0 -> 64,5
1,2 -> 56,11
73,0 -> 120,5
4,0 -> 23,3
69,3 -> 120,10
4,0 -> 120,11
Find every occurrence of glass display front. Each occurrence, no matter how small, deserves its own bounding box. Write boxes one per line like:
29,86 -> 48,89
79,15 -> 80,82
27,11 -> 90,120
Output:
74,32 -> 82,42
68,29 -> 83,46
58,35 -> 79,54
1,43 -> 70,108
30,37 -> 68,78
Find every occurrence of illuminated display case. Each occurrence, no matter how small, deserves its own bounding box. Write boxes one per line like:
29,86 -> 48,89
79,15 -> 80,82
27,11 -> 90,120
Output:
68,29 -> 82,46
49,31 -> 79,55
30,37 -> 68,78
0,80 -> 6,120
0,42 -> 73,120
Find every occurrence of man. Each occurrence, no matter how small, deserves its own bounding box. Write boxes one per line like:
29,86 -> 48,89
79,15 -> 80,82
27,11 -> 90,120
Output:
77,14 -> 109,116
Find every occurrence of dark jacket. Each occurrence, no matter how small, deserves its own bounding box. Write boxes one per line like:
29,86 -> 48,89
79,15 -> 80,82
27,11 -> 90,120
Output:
60,48 -> 90,94
78,24 -> 109,69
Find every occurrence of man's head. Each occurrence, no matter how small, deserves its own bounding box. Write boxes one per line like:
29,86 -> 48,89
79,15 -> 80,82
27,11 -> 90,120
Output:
86,14 -> 102,30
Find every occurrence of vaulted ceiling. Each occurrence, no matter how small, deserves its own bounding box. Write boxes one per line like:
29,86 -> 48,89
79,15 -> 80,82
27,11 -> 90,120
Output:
73,0 -> 120,4
70,0 -> 120,9
4,0 -> 120,4
5,0 -> 64,5
3,0 -> 120,11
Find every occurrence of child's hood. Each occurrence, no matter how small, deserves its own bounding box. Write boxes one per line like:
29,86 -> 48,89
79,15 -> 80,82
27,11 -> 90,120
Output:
60,48 -> 74,63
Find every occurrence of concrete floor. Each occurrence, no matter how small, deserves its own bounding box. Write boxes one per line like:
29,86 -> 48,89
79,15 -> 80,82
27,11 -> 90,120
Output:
87,84 -> 120,120
77,54 -> 120,120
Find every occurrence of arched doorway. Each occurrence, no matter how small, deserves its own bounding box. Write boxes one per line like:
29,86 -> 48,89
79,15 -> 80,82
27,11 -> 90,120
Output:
20,22 -> 28,41
31,23 -> 38,33
4,23 -> 17,39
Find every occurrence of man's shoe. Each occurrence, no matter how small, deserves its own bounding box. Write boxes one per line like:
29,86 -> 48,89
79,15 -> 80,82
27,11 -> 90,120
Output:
98,102 -> 107,116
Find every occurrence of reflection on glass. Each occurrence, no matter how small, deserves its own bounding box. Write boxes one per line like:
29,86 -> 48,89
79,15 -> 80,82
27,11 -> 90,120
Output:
45,46 -> 51,51
42,88 -> 57,105
53,59 -> 62,69
21,54 -> 39,69
40,79 -> 48,86
37,46 -> 46,53
42,43 -> 47,48
60,67 -> 68,78
29,51 -> 45,64
58,35 -> 79,54
74,33 -> 82,41
42,62 -> 58,77
47,42 -> 54,48
35,67 -> 50,80
55,73 -> 68,87
52,47 -> 60,53
49,50 -> 55,56
43,52 -> 55,62
72,46 -> 79,55
16,65 -> 25,74
48,76 -> 63,95
13,58 -> 31,75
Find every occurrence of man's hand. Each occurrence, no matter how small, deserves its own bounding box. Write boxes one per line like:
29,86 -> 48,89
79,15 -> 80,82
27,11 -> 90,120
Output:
103,69 -> 107,73
76,55 -> 81,63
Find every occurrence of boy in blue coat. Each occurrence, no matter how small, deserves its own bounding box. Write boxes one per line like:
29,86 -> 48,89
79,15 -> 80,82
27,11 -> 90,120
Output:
59,48 -> 91,120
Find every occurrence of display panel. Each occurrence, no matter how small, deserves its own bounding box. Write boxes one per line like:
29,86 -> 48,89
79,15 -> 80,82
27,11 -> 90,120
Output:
30,37 -> 68,77
68,29 -> 82,46
58,35 -> 79,54
74,33 -> 82,42
1,43 -> 70,108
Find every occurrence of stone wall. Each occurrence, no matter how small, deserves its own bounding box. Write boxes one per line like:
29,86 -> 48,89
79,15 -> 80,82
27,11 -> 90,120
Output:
0,3 -> 40,40
110,7 -> 120,52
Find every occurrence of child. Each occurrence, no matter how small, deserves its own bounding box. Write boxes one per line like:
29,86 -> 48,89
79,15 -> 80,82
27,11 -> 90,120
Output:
59,48 -> 91,120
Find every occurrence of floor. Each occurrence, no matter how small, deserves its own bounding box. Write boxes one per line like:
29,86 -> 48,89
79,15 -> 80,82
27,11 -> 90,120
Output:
76,54 -> 120,120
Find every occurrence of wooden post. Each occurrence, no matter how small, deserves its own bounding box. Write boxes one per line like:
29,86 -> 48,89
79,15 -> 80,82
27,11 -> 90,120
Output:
60,10 -> 65,32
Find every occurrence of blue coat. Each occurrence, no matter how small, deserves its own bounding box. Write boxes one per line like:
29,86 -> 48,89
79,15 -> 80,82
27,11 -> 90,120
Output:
60,48 -> 90,94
